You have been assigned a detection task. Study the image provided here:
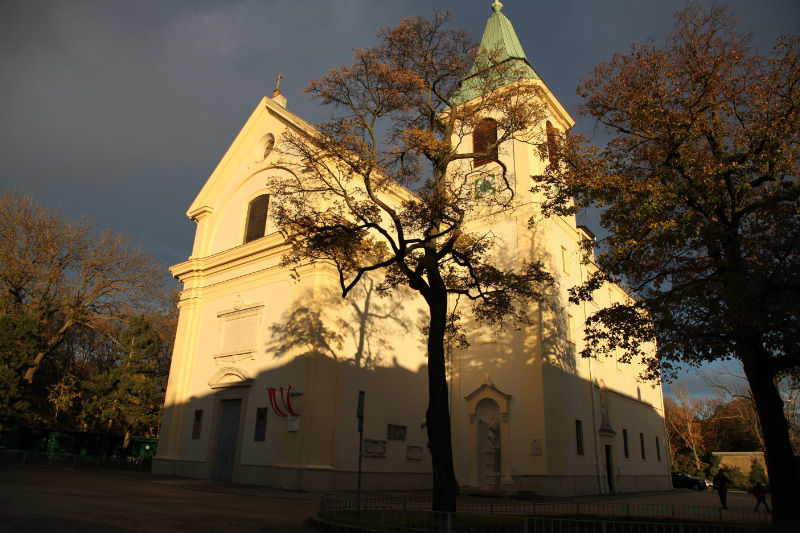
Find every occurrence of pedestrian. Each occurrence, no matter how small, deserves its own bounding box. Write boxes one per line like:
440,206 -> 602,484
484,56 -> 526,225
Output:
748,482 -> 771,513
713,467 -> 732,509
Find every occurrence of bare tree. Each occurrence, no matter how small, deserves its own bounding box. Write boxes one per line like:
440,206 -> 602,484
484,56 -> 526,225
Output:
703,364 -> 800,454
0,191 -> 167,385
702,365 -> 765,451
665,382 -> 711,474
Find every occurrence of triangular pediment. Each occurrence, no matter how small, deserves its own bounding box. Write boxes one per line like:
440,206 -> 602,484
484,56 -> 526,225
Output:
465,382 -> 511,415
465,383 -> 510,402
188,96 -> 315,218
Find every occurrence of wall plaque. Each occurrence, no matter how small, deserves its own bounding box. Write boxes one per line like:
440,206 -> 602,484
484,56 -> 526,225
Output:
406,445 -> 423,460
363,439 -> 387,458
214,302 -> 263,364
530,438 -> 542,456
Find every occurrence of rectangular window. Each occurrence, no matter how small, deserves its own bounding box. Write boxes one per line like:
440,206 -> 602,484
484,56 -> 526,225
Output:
655,436 -> 661,461
575,420 -> 585,455
623,429 -> 629,458
561,247 -> 569,274
254,407 -> 268,441
640,432 -> 646,460
191,410 -> 203,440
244,194 -> 270,243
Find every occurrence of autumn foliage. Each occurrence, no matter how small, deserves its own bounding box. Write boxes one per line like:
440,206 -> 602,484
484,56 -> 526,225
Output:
536,3 -> 800,525
273,12 -> 554,511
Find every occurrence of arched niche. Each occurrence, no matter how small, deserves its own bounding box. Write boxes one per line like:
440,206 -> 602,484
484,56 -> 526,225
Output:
465,381 -> 512,489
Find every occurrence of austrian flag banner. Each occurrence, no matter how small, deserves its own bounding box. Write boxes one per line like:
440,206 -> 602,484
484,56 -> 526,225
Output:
267,386 -> 301,417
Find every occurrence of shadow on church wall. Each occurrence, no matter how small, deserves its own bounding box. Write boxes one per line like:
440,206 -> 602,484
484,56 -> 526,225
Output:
265,276 -> 417,370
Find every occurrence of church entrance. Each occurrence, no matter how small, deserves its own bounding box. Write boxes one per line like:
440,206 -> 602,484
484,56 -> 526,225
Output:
476,398 -> 501,490
604,444 -> 615,493
212,398 -> 242,482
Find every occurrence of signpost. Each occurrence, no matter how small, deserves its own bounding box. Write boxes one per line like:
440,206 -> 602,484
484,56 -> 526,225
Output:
356,390 -> 365,516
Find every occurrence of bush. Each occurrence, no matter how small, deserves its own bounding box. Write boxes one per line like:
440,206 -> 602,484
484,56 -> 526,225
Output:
749,458 -> 768,485
723,466 -> 748,488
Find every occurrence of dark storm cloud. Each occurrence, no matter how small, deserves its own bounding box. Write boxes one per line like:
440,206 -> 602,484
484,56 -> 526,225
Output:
1,0 -> 798,268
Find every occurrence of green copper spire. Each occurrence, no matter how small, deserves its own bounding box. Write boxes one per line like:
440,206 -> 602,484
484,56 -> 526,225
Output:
453,1 -> 540,103
471,0 -> 538,78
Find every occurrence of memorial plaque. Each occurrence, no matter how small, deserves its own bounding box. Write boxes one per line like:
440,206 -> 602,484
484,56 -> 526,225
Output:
363,439 -> 387,458
221,313 -> 258,353
215,303 -> 264,363
406,445 -> 423,460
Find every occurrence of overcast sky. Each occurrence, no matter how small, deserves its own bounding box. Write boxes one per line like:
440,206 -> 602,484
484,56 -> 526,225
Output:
1,0 -> 797,393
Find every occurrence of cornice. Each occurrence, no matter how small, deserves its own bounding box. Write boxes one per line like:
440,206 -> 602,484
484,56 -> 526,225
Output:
170,233 -> 287,281
188,205 -> 214,221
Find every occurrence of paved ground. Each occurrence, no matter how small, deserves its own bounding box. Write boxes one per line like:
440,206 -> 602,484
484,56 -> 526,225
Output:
0,464 -> 321,532
0,464 -> 772,532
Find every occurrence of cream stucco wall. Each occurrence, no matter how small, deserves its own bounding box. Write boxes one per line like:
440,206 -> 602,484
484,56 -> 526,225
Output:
155,83 -> 670,496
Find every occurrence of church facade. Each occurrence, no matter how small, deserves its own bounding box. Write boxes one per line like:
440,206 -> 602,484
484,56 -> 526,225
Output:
153,3 -> 671,496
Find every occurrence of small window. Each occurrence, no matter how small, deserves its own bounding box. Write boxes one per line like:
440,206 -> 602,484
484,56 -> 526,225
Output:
546,121 -> 558,167
640,432 -> 646,460
387,424 -> 407,441
473,118 -> 498,167
575,419 -> 585,455
623,429 -> 629,458
191,410 -> 203,440
254,407 -> 268,441
655,436 -> 661,461
244,194 -> 270,244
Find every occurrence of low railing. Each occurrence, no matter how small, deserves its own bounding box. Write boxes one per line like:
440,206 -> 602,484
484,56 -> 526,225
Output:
318,493 -> 783,532
0,449 -> 151,470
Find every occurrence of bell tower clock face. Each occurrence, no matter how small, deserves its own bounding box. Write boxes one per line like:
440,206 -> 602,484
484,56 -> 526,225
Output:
475,174 -> 496,198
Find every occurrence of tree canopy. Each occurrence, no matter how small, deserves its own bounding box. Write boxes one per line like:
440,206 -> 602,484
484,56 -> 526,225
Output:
0,191 -> 167,384
273,12 -> 554,511
536,3 -> 799,524
0,191 -> 176,440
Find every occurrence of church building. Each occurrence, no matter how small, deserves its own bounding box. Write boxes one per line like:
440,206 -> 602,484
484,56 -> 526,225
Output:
153,2 -> 671,496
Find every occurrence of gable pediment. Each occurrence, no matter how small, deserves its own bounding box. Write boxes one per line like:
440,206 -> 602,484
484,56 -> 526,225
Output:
465,383 -> 511,415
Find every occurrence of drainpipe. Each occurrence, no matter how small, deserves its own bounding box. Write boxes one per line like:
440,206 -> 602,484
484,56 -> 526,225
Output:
580,250 -> 604,494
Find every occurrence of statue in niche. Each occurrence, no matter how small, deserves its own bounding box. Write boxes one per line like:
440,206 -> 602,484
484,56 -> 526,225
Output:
479,413 -> 500,451
600,382 -> 610,427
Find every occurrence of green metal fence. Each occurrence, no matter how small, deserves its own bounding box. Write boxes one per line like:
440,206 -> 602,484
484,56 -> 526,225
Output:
318,493 -> 784,532
0,449 -> 151,470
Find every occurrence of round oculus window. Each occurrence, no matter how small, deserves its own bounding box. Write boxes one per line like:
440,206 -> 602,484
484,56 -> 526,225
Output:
253,133 -> 275,162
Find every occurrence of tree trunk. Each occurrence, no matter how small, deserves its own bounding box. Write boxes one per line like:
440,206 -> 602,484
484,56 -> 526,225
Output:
742,356 -> 800,527
23,320 -> 72,384
425,282 -> 458,512
122,425 -> 133,457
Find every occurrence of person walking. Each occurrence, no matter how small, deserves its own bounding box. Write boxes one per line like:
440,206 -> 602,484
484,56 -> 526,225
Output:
713,467 -> 732,509
748,482 -> 771,513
